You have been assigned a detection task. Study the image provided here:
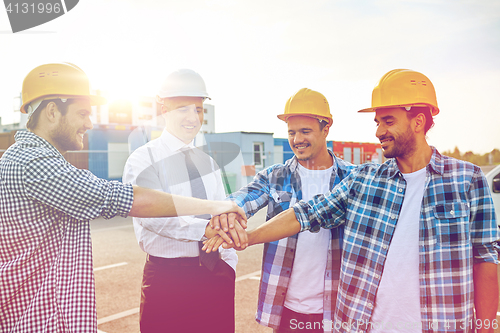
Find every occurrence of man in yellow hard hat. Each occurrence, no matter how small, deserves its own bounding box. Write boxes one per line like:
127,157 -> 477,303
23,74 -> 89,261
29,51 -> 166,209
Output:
208,88 -> 356,332
206,70 -> 499,333
0,63 -> 246,333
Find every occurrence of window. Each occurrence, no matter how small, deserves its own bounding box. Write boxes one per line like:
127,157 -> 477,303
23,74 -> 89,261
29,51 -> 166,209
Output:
253,142 -> 264,168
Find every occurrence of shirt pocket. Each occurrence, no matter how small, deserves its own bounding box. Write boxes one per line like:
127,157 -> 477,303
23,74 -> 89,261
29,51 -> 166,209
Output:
433,202 -> 470,248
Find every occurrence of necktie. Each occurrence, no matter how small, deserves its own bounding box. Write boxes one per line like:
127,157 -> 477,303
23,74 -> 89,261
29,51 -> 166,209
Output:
183,148 -> 220,271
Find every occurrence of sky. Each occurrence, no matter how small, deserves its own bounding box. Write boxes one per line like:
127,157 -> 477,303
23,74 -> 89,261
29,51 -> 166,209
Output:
1,0 -> 499,154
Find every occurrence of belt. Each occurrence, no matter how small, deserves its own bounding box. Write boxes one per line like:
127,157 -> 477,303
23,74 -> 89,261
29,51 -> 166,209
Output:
148,255 -> 201,267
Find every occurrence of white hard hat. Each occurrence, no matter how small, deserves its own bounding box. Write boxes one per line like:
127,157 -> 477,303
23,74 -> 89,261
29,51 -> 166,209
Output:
157,69 -> 210,100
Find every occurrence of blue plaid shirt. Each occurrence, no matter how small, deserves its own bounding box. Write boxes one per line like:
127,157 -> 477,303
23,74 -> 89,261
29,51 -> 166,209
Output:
229,151 -> 355,332
293,147 -> 499,333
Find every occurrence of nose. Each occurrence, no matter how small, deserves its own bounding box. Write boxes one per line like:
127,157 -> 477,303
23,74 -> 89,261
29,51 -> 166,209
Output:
186,106 -> 200,124
294,132 -> 304,144
375,124 -> 385,139
84,115 -> 93,130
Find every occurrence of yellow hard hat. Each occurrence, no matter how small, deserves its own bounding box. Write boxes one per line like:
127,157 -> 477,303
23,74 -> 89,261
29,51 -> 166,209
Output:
358,69 -> 439,116
20,62 -> 106,114
277,88 -> 333,126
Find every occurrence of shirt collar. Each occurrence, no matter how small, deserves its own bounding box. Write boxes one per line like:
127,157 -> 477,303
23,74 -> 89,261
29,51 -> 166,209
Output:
385,146 -> 443,178
14,130 -> 64,157
159,129 -> 195,152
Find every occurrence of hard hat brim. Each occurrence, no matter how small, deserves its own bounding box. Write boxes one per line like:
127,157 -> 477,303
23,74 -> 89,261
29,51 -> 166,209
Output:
20,94 -> 107,114
357,104 -> 439,116
277,113 -> 333,126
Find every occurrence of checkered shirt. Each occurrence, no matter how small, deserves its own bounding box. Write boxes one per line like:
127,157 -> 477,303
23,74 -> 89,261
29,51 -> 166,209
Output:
0,131 -> 134,333
293,147 -> 499,333
229,151 -> 356,332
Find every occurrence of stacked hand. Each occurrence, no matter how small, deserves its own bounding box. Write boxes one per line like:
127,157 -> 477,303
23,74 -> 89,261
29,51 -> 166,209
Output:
203,212 -> 249,252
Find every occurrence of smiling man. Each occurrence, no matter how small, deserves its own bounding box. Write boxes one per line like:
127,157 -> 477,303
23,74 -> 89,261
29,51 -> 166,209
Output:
210,88 -> 356,332
122,69 -> 241,332
208,70 -> 499,333
0,63 -> 246,333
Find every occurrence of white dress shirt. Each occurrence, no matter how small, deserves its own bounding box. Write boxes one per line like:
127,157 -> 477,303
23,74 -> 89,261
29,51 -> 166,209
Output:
123,130 -> 237,270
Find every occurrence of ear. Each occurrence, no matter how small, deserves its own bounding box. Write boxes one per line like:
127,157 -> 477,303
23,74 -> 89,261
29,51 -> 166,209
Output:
43,101 -> 60,124
413,113 -> 426,134
157,96 -> 169,114
323,124 -> 331,137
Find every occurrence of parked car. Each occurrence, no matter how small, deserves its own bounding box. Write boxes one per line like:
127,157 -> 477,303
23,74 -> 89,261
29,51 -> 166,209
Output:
484,164 -> 500,227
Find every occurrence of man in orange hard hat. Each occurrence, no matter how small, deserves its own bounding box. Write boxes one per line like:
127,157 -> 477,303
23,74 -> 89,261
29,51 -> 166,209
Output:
209,88 -> 356,332
0,63 -> 246,333
206,70 -> 499,333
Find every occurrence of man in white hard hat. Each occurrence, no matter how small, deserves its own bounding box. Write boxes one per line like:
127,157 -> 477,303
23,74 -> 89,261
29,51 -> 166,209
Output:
123,69 -> 243,332
0,63 -> 246,333
206,69 -> 499,333
207,88 -> 356,333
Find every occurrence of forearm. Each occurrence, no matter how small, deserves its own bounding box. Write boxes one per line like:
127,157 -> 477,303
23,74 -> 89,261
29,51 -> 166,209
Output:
129,186 -> 230,218
247,209 -> 301,246
474,262 -> 498,333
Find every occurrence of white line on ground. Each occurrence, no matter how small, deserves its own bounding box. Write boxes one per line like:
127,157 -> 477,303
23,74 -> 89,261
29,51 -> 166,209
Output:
97,308 -> 140,325
235,270 -> 261,282
93,262 -> 128,272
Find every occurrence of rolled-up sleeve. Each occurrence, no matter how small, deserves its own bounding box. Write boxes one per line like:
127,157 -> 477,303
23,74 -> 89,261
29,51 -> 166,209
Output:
469,169 -> 499,264
24,155 -> 134,220
293,175 -> 352,233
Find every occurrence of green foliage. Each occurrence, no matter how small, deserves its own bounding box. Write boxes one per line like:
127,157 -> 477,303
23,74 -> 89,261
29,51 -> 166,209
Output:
442,147 -> 500,166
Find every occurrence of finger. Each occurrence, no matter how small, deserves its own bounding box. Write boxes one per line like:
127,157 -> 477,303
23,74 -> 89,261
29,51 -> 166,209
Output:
237,211 -> 247,229
202,236 -> 217,252
236,206 -> 248,224
207,236 -> 225,253
216,229 -> 233,245
210,215 -> 220,231
219,213 -> 229,232
227,226 -> 241,248
233,221 -> 248,249
228,212 -> 237,229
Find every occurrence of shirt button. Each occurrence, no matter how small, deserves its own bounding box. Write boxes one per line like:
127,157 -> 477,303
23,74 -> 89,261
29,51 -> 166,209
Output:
399,188 -> 403,193
374,274 -> 380,279
450,210 -> 455,215
391,215 -> 396,219
367,303 -> 373,308
382,244 -> 388,250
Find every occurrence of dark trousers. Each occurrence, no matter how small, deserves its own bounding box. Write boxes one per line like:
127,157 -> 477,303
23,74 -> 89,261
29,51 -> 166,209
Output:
275,307 -> 324,333
139,257 -> 235,333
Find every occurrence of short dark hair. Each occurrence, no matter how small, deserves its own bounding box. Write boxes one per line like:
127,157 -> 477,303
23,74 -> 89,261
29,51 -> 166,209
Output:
406,106 -> 434,134
26,99 -> 73,131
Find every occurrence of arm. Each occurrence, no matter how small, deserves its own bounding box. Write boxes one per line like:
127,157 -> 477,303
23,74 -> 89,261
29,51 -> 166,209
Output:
129,185 -> 246,219
473,262 -> 498,333
203,208 -> 301,252
123,147 -> 246,243
469,168 -> 500,332
247,209 -> 301,246
204,173 -> 355,252
211,168 -> 274,231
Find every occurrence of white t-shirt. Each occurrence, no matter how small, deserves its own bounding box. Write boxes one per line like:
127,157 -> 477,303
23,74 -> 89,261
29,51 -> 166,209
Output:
369,167 -> 426,333
284,163 -> 334,314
